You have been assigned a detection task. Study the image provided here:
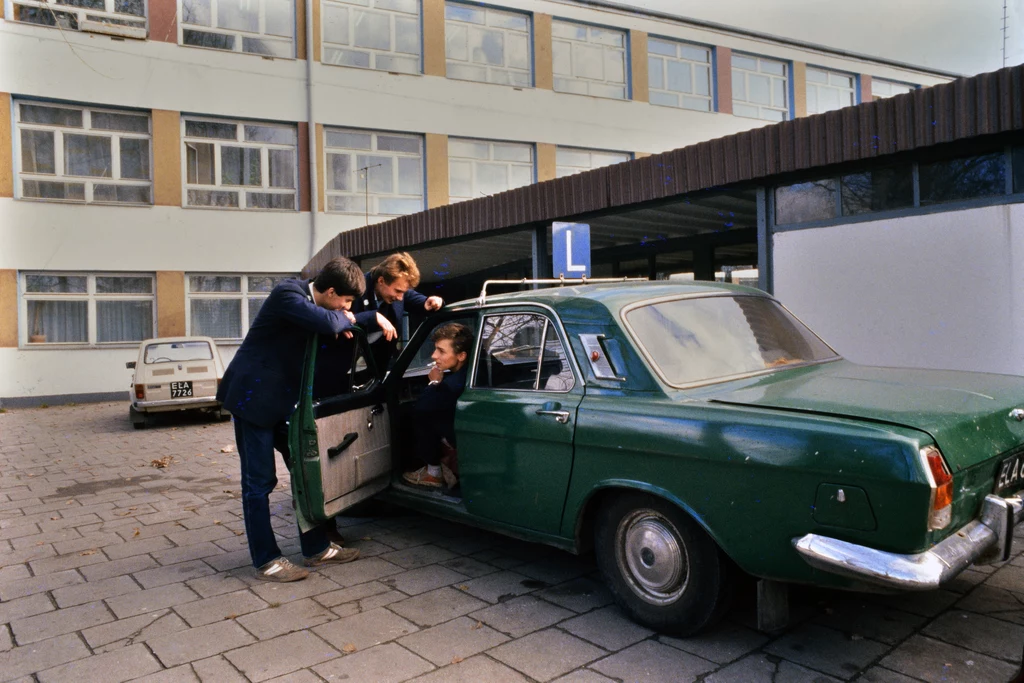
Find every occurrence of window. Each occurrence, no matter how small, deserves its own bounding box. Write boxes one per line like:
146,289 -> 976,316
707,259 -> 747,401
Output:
840,167 -> 913,215
324,128 -> 424,216
448,138 -> 533,202
322,0 -> 421,74
551,19 -> 627,99
474,313 -> 573,391
21,273 -> 154,346
10,0 -> 146,38
445,2 -> 531,87
732,54 -> 788,121
183,118 -> 298,210
872,79 -> 915,99
920,153 -> 1005,206
15,101 -> 152,205
179,0 -> 295,57
806,68 -> 856,115
555,147 -> 630,178
187,274 -> 291,340
647,38 -> 712,112
775,180 -> 836,224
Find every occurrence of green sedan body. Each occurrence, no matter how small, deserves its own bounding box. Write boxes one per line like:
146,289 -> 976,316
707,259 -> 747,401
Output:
288,281 -> 1024,634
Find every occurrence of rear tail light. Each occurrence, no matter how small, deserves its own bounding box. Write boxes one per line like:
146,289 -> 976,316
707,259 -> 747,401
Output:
134,384 -> 145,400
921,445 -> 953,530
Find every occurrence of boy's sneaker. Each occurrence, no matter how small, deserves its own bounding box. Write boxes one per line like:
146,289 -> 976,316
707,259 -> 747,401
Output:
256,557 -> 309,582
403,466 -> 443,488
304,542 -> 360,567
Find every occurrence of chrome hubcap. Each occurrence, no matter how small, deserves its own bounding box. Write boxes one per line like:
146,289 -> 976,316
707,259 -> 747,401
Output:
616,510 -> 688,605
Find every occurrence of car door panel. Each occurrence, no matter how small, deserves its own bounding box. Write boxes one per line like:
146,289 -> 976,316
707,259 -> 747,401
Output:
315,402 -> 392,518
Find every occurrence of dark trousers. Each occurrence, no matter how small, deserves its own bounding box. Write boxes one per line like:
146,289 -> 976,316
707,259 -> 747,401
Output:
414,414 -> 455,467
234,417 -> 330,568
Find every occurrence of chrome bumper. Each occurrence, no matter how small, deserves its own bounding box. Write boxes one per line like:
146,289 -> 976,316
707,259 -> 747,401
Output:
793,494 -> 1024,591
133,397 -> 220,411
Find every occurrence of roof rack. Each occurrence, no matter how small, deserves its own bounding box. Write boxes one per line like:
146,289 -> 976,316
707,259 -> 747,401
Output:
477,275 -> 648,305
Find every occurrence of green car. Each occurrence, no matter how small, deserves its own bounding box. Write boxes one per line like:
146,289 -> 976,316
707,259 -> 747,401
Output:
288,280 -> 1024,635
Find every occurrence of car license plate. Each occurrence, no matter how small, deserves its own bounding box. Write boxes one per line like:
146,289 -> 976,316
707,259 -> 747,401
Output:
170,381 -> 193,398
995,452 -> 1024,494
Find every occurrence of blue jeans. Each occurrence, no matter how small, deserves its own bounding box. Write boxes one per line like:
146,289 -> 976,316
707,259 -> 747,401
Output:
234,417 -> 330,568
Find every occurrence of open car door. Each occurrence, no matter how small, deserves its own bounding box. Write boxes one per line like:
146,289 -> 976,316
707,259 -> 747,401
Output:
288,330 -> 391,531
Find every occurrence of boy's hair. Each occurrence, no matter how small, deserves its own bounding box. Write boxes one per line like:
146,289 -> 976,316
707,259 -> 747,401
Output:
370,252 -> 421,288
313,257 -> 365,297
431,322 -> 473,356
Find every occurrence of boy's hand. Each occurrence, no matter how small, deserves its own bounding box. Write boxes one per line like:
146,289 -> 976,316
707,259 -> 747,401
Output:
428,366 -> 444,382
376,312 -> 397,341
424,296 -> 444,312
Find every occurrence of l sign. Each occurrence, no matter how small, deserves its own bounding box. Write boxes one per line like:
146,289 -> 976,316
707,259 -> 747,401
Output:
552,222 -> 591,278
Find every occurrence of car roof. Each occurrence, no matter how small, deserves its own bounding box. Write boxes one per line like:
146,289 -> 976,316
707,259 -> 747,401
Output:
140,336 -> 217,345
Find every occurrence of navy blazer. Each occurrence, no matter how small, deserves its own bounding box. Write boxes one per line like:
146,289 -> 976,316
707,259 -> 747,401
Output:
414,365 -> 468,426
217,278 -> 353,428
350,272 -> 430,331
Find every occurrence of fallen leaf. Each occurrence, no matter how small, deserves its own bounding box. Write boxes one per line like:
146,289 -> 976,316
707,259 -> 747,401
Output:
80,549 -> 97,556
50,516 -> 59,520
220,445 -> 235,453
196,453 -> 205,457
225,613 -> 239,620
132,528 -> 141,537
850,634 -> 863,641
234,530 -> 244,536
150,456 -> 174,469
214,520 -> 222,525
471,621 -> 482,630
361,536 -> 372,541
457,585 -> 469,591
451,656 -> 464,664
66,500 -> 74,505
342,644 -> 357,653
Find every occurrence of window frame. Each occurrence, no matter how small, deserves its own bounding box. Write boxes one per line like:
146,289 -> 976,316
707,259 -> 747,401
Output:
470,309 -> 577,393
550,17 -> 629,100
7,0 -> 147,38
731,52 -> 790,122
19,271 -> 156,348
805,66 -> 858,115
323,127 -> 425,217
555,146 -> 632,179
320,0 -> 423,75
646,35 -> 714,112
871,78 -> 917,100
180,116 -> 300,211
448,137 -> 535,203
177,0 -> 297,59
444,1 -> 533,88
185,273 -> 294,341
13,100 -> 154,206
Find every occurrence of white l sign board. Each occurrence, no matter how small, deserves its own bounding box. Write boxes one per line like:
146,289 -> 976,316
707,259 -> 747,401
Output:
552,222 -> 591,278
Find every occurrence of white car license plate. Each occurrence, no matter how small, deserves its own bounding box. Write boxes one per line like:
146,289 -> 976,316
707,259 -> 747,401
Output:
170,381 -> 193,398
996,451 -> 1024,494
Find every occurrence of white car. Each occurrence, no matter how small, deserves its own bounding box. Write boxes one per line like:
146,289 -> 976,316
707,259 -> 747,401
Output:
127,336 -> 228,429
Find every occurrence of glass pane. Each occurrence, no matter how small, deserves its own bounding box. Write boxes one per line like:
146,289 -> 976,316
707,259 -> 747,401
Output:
265,0 -> 295,37
119,138 -> 150,180
447,62 -> 487,82
1013,146 -> 1024,194
323,3 -> 350,45
191,299 -> 242,338
666,60 -> 692,93
186,142 -> 215,185
190,275 -> 241,292
25,275 -> 87,293
96,276 -> 152,293
243,36 -> 290,55
187,189 -> 239,206
748,74 -> 770,105
375,0 -> 416,13
682,96 -> 712,111
247,192 -> 296,209
327,194 -> 366,212
732,74 -> 746,101
551,20 -> 586,40
92,112 -> 149,133
244,125 -> 296,145
377,135 -> 420,153
328,153 -> 352,190
449,139 -> 490,159
145,340 -> 214,363
694,65 -> 710,96
353,10 -> 390,50
648,56 -> 664,89
648,38 -> 676,57
20,104 -> 82,127
603,49 -> 625,84
397,156 -> 422,195
217,0 -> 258,32
476,162 -> 508,196
818,87 -> 840,112
20,130 -> 55,174
22,180 -> 85,200
920,153 -> 1006,206
114,0 -> 145,14
63,135 -> 112,178
573,43 -> 604,80
649,91 -> 678,108
355,155 -> 394,193
830,73 -> 853,88
473,27 -> 503,66
488,9 -> 527,31
97,301 -> 152,342
248,296 -> 268,325
540,331 -> 573,391
324,47 -> 371,67
182,29 -> 235,50
378,196 -> 423,214
760,59 -> 785,76
249,275 -> 288,292
493,143 -> 530,163
731,54 -> 757,70
775,180 -> 837,224
449,160 -> 472,198
773,78 -> 787,109
590,28 -> 623,47
589,83 -> 626,99
507,33 -> 529,71
394,15 -> 419,55
508,164 -> 532,189
374,53 -> 419,72
186,120 -> 237,140
181,0 -> 212,25
807,69 -> 827,84
552,41 -> 571,76
27,301 -> 87,343
446,3 -> 484,23
474,314 -> 545,390
221,147 -> 262,186
327,130 -> 372,149
269,149 -> 295,188
841,166 -> 914,216
680,45 -> 709,63
93,184 -> 152,204
556,148 -> 590,168
446,23 -> 468,61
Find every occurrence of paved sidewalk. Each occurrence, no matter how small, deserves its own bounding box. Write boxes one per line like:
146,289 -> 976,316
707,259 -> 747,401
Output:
2,402 -> 1024,683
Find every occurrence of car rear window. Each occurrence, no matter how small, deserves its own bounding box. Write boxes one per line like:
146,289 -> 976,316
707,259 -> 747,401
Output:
624,294 -> 838,387
144,341 -> 214,364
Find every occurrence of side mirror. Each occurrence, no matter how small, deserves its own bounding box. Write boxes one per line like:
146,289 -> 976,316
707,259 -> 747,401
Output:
126,361 -> 136,369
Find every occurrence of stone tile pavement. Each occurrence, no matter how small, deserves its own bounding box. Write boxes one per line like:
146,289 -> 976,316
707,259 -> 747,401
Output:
2,402 -> 1024,682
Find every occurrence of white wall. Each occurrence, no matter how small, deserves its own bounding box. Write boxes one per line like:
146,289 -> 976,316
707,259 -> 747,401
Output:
773,204 -> 1024,376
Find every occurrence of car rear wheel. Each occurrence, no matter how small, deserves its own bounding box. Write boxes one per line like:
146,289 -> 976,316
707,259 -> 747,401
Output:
594,492 -> 731,636
129,406 -> 146,430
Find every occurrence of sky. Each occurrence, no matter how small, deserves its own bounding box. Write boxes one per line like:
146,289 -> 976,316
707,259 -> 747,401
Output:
619,0 -> 1024,76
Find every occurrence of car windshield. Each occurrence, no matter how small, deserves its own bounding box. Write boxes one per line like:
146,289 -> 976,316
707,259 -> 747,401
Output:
144,341 -> 214,364
625,294 -> 839,387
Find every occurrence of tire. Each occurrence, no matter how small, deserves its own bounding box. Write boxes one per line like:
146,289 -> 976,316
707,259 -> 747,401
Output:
129,406 -> 146,430
594,492 -> 732,636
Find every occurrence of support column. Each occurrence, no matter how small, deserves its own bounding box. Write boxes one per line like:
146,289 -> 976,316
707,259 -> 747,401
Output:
715,47 -> 732,114
423,0 -> 446,77
532,225 -> 550,282
298,122 -> 311,212
693,244 -> 715,281
426,133 -> 449,208
296,0 -> 307,60
315,123 -> 325,212
0,270 -> 17,348
311,0 -> 322,62
156,272 -> 186,338
860,73 -> 873,103
792,61 -> 807,118
536,143 -> 557,182
149,0 -> 177,43
152,110 -> 181,207
630,30 -> 649,102
756,186 -> 772,294
534,14 -> 553,90
0,94 -> 11,198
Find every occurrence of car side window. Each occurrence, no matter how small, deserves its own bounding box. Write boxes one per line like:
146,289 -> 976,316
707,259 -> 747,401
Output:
475,313 -> 574,392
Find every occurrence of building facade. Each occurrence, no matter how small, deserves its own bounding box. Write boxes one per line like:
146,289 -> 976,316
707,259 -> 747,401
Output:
0,0 -> 950,404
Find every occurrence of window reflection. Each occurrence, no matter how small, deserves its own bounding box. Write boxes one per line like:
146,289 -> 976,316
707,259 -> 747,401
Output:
840,166 -> 913,216
919,152 -> 1005,206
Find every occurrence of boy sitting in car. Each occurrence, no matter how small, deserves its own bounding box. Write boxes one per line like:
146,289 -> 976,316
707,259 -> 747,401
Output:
403,323 -> 473,489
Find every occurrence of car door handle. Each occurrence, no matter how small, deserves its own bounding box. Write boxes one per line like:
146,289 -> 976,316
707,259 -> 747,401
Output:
328,432 -> 359,458
536,409 -> 570,424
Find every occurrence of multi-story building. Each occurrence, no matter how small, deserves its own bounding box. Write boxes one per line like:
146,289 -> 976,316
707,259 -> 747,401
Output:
0,0 -> 951,404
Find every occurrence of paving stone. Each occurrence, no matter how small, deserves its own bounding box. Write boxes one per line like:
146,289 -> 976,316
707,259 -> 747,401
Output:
944,568 -> 990,595
173,588 -> 268,627
380,545 -> 459,569
263,671 -> 324,683
460,571 -> 536,604
152,542 -> 224,566
313,642 -> 432,682
439,557 -> 498,578
192,654 -> 249,683
389,587 -> 490,627
592,640 -> 718,683
856,667 -> 927,683
811,596 -> 927,645
407,654 -> 531,682
132,665 -> 201,683
536,577 -> 614,613
470,595 -> 573,638
35,642 -> 162,683
52,574 -> 141,608
224,630 -> 339,682
235,598 -> 335,640
82,610 -> 190,652
186,572 -> 249,598
399,616 -> 509,666
0,624 -> 11,652
53,533 -> 126,556
560,605 -> 654,651
957,583 -> 1024,625
315,557 -> 404,588
0,565 -> 31,583
106,582 -> 200,619
765,623 -> 888,680
314,581 -> 392,609
923,609 -> 1024,661
880,634 -> 1017,683
987,563 -> 1024,592
314,606 -> 419,651
148,618 -> 257,667
80,553 -> 159,581
0,633 -> 92,680
249,572 -> 342,604
867,588 -> 960,618
133,559 -> 216,589
549,672 -> 617,683
205,549 -> 252,572
0,544 -> 57,568
515,555 -> 593,587
11,600 -> 114,644
0,592 -> 55,625
658,620 -> 768,664
103,536 -> 175,561
116,522 -> 187,543
0,568 -> 84,600
490,627 -> 607,682
383,565 -> 468,596
703,653 -> 843,683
